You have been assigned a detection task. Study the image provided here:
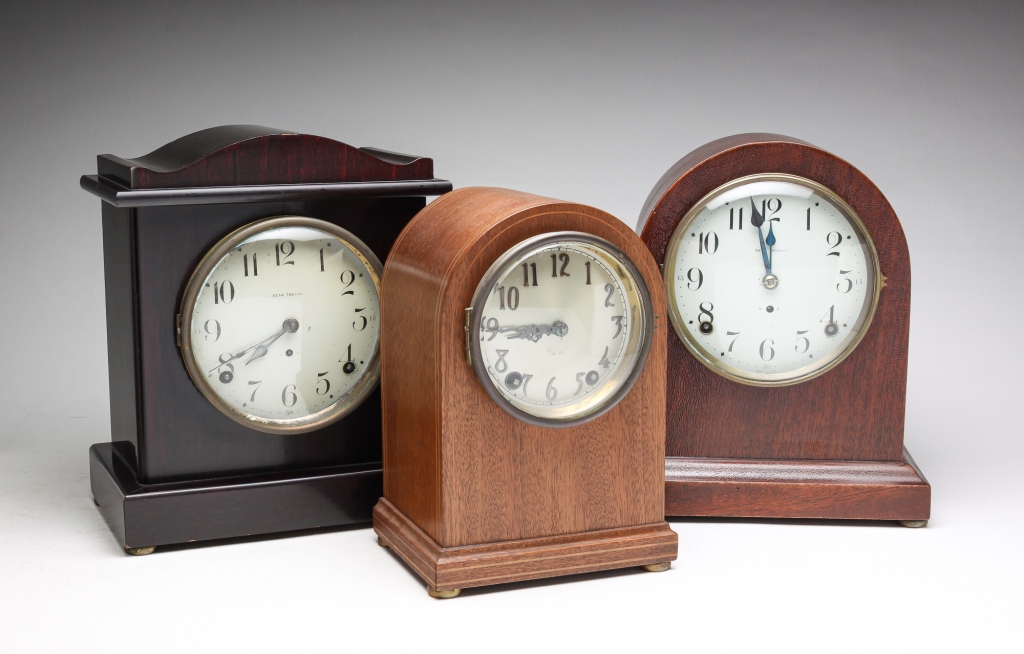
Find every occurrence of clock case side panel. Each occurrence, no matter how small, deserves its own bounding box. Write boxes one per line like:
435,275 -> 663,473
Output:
379,196 -> 462,544
436,189 -> 669,547
101,203 -> 144,472
639,135 -> 912,463
377,188 -> 557,544
133,197 -> 424,483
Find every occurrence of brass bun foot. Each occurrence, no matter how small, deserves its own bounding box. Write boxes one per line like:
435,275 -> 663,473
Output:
125,546 -> 156,556
641,562 -> 671,572
427,587 -> 461,599
377,536 -> 389,548
899,520 -> 928,528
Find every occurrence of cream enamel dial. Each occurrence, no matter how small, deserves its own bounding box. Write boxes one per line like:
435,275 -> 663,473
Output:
180,216 -> 382,433
469,233 -> 652,426
664,174 -> 881,386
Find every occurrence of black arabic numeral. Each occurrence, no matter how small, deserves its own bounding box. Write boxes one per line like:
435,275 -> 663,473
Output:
203,319 -> 221,343
281,384 -> 297,407
243,253 -> 258,277
727,331 -> 740,352
485,317 -> 500,341
826,232 -> 842,256
838,270 -> 853,293
729,207 -> 743,230
248,380 -> 261,402
522,262 -> 538,286
340,270 -> 355,296
558,253 -> 570,276
796,330 -> 810,353
698,231 -> 719,254
759,338 -> 776,361
611,315 -> 624,339
276,241 -> 295,266
686,267 -> 703,291
353,308 -> 368,331
316,372 -> 331,396
604,283 -> 615,307
585,261 -> 592,285
213,281 -> 234,304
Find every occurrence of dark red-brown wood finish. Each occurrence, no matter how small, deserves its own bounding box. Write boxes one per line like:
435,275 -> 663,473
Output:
638,134 -> 930,522
83,125 -> 451,552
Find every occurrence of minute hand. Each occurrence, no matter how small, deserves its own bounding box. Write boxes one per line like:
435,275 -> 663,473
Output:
750,198 -> 772,275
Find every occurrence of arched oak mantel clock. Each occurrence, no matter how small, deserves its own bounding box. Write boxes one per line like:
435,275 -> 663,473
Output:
637,134 -> 930,526
81,125 -> 451,554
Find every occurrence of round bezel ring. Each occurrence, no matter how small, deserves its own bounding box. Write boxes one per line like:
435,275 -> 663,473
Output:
663,173 -> 883,387
178,215 -> 383,434
468,231 -> 654,427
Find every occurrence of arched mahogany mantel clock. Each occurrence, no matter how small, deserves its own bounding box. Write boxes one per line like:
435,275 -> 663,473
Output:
81,125 -> 451,554
637,134 -> 930,526
374,187 -> 678,598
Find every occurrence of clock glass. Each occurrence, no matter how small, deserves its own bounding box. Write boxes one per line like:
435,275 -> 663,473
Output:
469,232 -> 652,425
664,173 -> 881,386
180,216 -> 382,433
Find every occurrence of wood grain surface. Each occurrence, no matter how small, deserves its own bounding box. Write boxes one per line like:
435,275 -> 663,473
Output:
87,126 -> 447,547
374,498 -> 677,592
638,134 -> 929,520
377,187 -> 676,588
97,124 -> 434,189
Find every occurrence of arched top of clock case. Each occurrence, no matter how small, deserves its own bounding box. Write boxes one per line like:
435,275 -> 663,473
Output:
636,133 -> 907,269
95,124 -> 436,189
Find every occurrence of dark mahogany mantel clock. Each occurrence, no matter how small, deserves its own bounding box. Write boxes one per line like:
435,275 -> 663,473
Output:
374,187 -> 678,598
637,134 -> 930,526
81,125 -> 451,554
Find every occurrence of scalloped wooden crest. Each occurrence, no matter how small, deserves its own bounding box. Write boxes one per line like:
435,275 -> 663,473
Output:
96,124 -> 435,189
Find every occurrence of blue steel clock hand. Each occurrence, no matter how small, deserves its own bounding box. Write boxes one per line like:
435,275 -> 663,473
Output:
750,198 -> 779,289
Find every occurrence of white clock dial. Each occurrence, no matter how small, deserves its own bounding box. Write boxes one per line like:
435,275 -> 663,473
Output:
664,174 -> 881,386
180,216 -> 382,433
470,233 -> 652,425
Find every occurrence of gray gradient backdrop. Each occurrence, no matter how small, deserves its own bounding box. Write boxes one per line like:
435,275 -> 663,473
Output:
1,1 -> 1020,651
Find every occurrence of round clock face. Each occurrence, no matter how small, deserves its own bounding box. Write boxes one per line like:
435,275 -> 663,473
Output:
664,174 -> 881,386
180,216 -> 382,433
469,232 -> 652,426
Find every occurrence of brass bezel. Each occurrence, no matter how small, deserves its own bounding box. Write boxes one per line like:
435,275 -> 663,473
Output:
663,173 -> 883,387
179,215 -> 383,434
468,231 -> 654,428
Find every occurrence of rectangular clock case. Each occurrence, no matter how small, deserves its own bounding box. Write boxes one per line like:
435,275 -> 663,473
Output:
81,125 -> 451,552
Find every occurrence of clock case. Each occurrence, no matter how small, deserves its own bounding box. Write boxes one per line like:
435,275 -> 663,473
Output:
81,125 -> 451,552
638,134 -> 930,523
374,188 -> 678,596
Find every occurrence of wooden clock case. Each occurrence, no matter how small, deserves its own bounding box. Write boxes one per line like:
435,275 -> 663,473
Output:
637,134 -> 930,524
81,125 -> 451,553
373,187 -> 678,596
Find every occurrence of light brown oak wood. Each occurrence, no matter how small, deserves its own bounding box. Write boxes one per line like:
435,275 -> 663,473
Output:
375,187 -> 677,592
638,134 -> 930,522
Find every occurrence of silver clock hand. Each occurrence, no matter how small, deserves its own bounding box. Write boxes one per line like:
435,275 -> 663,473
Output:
501,320 -> 569,342
210,319 -> 299,372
